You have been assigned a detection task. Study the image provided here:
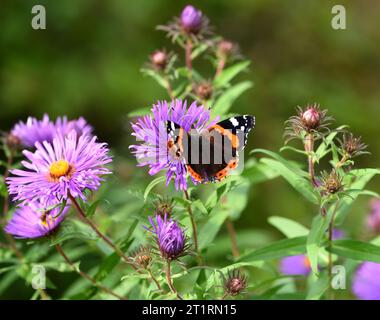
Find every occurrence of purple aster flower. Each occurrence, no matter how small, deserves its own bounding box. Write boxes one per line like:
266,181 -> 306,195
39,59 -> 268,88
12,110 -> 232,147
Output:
280,255 -> 311,276
366,199 -> 380,234
4,199 -> 69,239
10,114 -> 93,148
6,130 -> 112,204
352,262 -> 380,300
146,214 -> 186,260
180,5 -> 203,34
11,114 -> 56,148
130,99 -> 218,190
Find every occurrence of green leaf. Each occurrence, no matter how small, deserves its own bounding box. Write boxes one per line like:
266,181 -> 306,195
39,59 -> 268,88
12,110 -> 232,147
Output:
211,81 -> 253,117
143,176 -> 166,202
306,273 -> 329,300
198,210 -> 229,250
335,168 -> 380,224
268,216 -> 309,238
315,125 -> 347,161
328,240 -> 380,262
86,200 -> 102,218
50,220 -> 99,245
242,160 -> 280,184
306,214 -> 328,276
191,43 -> 209,60
128,107 -> 151,117
260,158 -> 317,204
213,60 -> 250,88
141,68 -> 168,88
239,236 -> 307,263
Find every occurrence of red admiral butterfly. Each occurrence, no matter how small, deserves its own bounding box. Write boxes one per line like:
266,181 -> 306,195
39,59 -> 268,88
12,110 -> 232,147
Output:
167,115 -> 255,183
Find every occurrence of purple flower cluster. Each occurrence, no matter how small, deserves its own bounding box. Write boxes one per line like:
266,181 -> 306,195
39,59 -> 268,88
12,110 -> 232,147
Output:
7,131 -> 111,205
352,262 -> 380,300
147,214 -> 186,260
10,114 -> 92,148
5,115 -> 111,240
130,99 -> 217,190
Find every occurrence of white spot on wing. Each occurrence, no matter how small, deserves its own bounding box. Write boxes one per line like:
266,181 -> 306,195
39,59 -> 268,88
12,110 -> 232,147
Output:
230,117 -> 239,127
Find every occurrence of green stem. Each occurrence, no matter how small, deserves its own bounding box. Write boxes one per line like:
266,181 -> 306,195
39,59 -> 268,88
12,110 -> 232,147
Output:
165,260 -> 182,300
69,195 -> 137,271
225,217 -> 240,258
183,190 -> 203,264
328,200 -> 340,300
55,244 -> 127,300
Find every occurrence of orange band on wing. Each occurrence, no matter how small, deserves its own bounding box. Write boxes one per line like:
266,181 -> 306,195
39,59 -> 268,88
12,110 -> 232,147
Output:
209,125 -> 239,149
186,165 -> 202,182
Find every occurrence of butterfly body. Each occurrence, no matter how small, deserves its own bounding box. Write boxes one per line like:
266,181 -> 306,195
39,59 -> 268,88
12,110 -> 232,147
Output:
167,115 -> 255,183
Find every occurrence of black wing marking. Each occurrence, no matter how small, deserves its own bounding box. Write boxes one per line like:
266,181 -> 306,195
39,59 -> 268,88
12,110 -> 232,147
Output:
214,115 -> 255,149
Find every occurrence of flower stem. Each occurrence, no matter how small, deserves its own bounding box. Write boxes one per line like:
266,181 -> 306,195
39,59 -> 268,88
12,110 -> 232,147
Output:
328,200 -> 340,300
215,58 -> 226,78
55,244 -> 127,300
183,190 -> 202,264
304,133 -> 318,187
165,260 -> 182,300
147,268 -> 164,293
225,217 -> 240,258
68,195 -> 137,271
185,38 -> 193,74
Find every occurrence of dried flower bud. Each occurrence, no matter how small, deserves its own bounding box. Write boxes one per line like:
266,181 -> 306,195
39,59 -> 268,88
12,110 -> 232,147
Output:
150,50 -> 168,71
180,5 -> 203,34
340,133 -> 368,158
195,82 -> 213,100
5,133 -> 21,149
153,196 -> 174,218
224,270 -> 247,296
131,246 -> 152,269
321,170 -> 343,194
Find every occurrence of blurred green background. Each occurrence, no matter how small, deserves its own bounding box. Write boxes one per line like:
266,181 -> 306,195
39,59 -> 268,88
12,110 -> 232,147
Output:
1,0 -> 379,298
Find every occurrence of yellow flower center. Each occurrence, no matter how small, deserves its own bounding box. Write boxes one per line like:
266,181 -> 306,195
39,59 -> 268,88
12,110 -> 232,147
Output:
49,160 -> 70,179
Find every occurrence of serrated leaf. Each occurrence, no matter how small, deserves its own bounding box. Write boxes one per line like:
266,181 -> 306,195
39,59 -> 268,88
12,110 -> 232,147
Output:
213,60 -> 250,88
268,216 -> 309,238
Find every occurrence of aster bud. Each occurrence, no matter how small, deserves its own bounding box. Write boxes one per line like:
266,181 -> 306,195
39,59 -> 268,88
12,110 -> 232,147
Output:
321,170 -> 343,195
150,50 -> 168,71
217,40 -> 236,59
153,196 -> 174,218
224,270 -> 247,296
5,133 -> 21,149
147,215 -> 187,260
131,246 -> 152,269
195,82 -> 213,100
340,133 -> 368,158
301,106 -> 321,130
180,5 -> 203,34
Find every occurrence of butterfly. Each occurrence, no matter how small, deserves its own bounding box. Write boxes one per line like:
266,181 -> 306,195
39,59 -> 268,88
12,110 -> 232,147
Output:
166,115 -> 255,183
